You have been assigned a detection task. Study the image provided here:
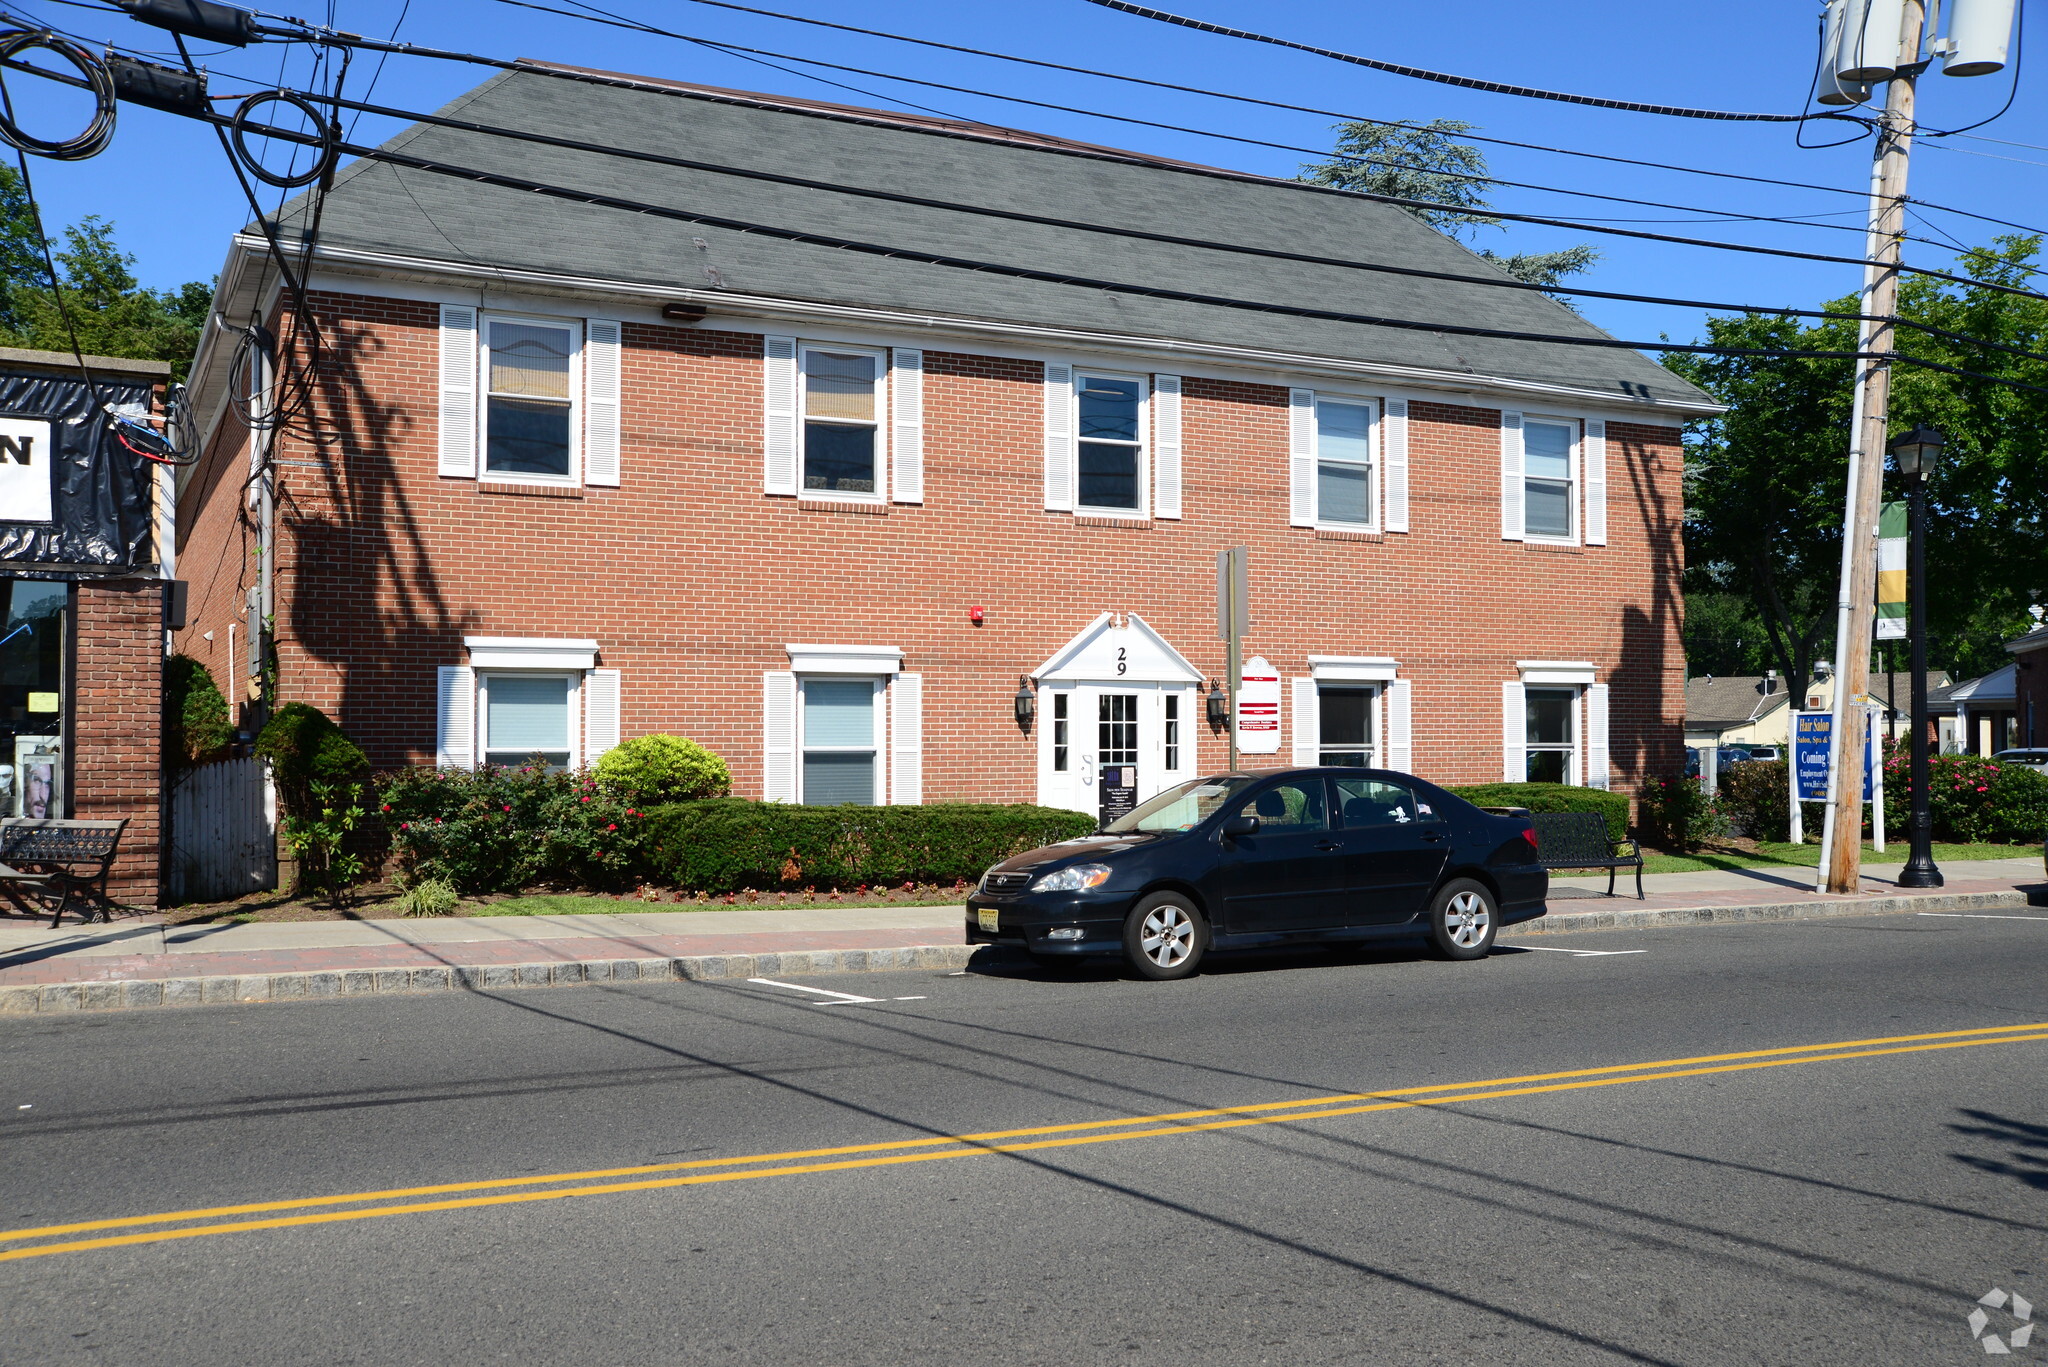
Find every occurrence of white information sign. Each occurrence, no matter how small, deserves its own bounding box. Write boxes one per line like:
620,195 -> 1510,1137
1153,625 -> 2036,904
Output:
1236,654 -> 1281,755
0,417 -> 53,524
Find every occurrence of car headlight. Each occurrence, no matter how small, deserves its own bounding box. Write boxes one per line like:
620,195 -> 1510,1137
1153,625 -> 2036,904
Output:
1031,862 -> 1113,893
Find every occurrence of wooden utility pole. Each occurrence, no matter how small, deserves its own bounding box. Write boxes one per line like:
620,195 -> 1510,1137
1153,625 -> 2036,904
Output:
1820,0 -> 1924,895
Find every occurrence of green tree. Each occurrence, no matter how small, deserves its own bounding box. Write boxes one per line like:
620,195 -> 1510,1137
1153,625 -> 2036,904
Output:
1298,118 -> 1600,294
1682,591 -> 1775,678
1667,235 -> 2048,693
0,164 -> 211,377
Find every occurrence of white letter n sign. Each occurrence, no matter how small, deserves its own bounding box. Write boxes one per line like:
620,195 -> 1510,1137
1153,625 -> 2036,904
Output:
0,417 -> 52,523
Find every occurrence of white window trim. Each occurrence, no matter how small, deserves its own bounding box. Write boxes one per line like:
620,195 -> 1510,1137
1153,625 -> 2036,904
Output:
799,341 -> 890,504
477,669 -> 584,769
786,643 -> 903,676
465,636 -> 599,670
1521,682 -> 1581,788
1072,368 -> 1150,521
479,312 -> 584,488
1520,414 -> 1581,546
1315,680 -> 1382,768
796,674 -> 887,806
1310,393 -> 1381,534
1517,659 -> 1598,686
1308,655 -> 1399,682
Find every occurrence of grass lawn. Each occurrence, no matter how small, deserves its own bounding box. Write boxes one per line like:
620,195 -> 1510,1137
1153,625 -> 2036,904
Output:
1635,841 -> 2038,877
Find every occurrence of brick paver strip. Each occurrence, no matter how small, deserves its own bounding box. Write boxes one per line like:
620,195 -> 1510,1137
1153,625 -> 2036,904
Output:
0,872 -> 2040,1013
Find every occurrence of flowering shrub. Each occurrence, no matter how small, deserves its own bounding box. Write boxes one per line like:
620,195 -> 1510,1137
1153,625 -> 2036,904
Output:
1881,745 -> 2048,844
378,765 -> 650,893
1635,775 -> 1728,852
594,734 -> 731,805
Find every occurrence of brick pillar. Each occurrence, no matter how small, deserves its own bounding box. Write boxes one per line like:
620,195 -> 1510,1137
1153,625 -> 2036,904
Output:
71,579 -> 163,907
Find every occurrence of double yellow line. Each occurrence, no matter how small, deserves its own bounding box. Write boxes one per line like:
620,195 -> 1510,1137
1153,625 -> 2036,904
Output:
6,1020 -> 2046,1263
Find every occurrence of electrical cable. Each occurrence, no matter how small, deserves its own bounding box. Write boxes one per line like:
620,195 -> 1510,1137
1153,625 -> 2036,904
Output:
0,27 -> 112,158
299,84 -> 2048,370
475,0 -> 2046,242
1078,0 -> 1856,124
197,105 -> 2048,398
230,86 -> 335,186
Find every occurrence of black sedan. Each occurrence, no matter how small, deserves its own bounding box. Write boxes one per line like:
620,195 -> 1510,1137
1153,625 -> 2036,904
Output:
967,769 -> 1547,980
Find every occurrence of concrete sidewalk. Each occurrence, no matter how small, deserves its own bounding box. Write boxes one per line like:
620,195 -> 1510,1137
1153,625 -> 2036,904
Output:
1,856 -> 2041,1013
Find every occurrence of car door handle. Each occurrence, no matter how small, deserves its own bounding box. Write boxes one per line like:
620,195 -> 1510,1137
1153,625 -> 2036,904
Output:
1420,831 -> 1449,843
1314,840 -> 1343,852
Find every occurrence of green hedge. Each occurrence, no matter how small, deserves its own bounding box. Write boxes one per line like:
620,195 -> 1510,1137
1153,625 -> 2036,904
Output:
1445,783 -> 1630,841
642,800 -> 1097,893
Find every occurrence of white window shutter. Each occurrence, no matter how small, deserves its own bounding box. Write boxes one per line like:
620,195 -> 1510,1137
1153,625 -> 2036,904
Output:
1585,683 -> 1611,790
584,319 -> 622,487
436,665 -> 475,769
891,673 -> 923,804
1383,397 -> 1410,533
762,671 -> 796,802
1500,410 -> 1525,541
891,348 -> 924,504
763,336 -> 798,496
1583,418 -> 1607,546
1502,681 -> 1527,782
1385,679 -> 1413,772
437,305 -> 477,478
1043,362 -> 1074,511
1288,388 -> 1316,527
1291,677 -> 1319,766
1152,374 -> 1183,520
585,668 -> 622,760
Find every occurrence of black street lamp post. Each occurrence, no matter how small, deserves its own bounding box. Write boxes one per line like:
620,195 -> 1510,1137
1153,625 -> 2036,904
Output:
1891,425 -> 1944,889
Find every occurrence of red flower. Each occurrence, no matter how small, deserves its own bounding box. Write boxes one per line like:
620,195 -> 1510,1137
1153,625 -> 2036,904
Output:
381,804 -> 392,813
607,823 -> 617,831
581,796 -> 590,803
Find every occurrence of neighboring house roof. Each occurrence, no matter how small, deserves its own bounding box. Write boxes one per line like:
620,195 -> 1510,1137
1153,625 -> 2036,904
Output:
1862,670 -> 1953,716
2005,624 -> 2048,656
243,63 -> 1715,413
1938,664 -> 2018,706
1684,676 -> 1792,730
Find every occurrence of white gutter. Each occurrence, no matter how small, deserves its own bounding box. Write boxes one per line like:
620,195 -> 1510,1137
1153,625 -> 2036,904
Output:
282,238 -> 1728,417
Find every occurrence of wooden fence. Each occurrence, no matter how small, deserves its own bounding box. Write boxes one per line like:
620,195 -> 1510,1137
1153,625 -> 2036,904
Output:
166,756 -> 276,903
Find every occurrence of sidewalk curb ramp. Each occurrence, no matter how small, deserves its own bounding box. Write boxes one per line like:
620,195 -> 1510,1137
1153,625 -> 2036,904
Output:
0,887 -> 2037,1015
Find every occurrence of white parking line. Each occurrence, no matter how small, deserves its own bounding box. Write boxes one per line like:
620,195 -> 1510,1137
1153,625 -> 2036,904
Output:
1517,946 -> 1648,957
1916,912 -> 2048,922
745,978 -> 883,1004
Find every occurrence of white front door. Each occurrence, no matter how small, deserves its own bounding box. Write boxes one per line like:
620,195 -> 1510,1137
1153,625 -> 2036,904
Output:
1039,682 -> 1196,820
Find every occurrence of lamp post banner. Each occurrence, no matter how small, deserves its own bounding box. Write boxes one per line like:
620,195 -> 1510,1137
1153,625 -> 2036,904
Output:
1876,501 -> 1908,641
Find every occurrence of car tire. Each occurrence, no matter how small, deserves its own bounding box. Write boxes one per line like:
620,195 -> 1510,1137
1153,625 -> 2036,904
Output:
1428,879 -> 1498,960
1123,893 -> 1208,981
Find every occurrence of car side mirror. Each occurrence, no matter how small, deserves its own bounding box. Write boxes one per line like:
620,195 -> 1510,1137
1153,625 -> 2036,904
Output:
1223,815 -> 1259,838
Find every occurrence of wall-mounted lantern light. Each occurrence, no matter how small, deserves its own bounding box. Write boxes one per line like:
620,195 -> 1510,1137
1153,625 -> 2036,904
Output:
1205,678 -> 1230,729
1013,676 -> 1035,729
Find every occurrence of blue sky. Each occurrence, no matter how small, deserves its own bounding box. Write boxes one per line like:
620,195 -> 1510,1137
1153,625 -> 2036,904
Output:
8,0 -> 2043,346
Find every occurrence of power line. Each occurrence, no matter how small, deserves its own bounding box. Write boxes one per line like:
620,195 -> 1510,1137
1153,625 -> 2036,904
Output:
201,105 -> 2048,399
1079,0 -> 1851,124
302,84 -> 2048,370
498,0 -> 2044,241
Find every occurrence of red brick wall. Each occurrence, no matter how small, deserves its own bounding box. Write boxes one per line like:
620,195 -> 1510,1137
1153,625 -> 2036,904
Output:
175,289 -> 1687,802
72,579 -> 163,905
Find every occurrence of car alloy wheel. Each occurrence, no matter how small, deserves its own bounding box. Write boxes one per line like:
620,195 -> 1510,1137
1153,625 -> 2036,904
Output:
1429,878 -> 1498,961
1123,892 -> 1208,981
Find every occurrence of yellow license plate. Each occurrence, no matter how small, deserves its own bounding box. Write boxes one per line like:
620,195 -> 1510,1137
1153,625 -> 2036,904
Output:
978,908 -> 1000,933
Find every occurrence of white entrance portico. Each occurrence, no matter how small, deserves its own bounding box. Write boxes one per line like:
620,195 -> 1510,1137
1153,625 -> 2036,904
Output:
1033,613 -> 1204,821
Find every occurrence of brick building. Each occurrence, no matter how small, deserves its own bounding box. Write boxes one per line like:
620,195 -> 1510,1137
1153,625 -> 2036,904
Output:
175,65 -> 1715,826
0,347 -> 171,906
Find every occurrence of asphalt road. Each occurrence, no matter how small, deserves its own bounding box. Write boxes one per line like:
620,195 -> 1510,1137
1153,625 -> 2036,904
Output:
5,910 -> 2048,1366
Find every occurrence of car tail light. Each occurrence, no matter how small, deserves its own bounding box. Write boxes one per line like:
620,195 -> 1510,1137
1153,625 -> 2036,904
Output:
1520,827 -> 1539,849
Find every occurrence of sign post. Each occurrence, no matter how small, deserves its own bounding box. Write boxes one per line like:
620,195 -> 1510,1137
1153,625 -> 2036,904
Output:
1217,546 -> 1247,772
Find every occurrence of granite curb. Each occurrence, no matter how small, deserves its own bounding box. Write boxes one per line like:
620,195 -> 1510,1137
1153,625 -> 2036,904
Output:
1,886 -> 2039,1015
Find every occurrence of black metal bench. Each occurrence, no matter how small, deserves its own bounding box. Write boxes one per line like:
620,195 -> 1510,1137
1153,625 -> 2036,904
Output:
1530,811 -> 1644,899
0,818 -> 130,927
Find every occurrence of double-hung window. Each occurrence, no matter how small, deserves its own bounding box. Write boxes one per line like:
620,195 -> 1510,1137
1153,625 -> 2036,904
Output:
1314,399 -> 1375,528
802,345 -> 884,498
484,317 -> 580,481
1524,687 -> 1576,783
1051,693 -> 1070,772
801,677 -> 882,804
480,672 -> 578,770
1522,418 -> 1577,541
1076,372 -> 1145,514
1318,686 -> 1376,767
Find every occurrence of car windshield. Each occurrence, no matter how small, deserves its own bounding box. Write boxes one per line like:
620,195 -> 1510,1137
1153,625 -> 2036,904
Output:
1103,776 -> 1256,834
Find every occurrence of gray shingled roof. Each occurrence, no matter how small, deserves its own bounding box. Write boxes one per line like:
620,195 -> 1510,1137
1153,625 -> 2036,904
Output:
275,64 -> 1715,410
